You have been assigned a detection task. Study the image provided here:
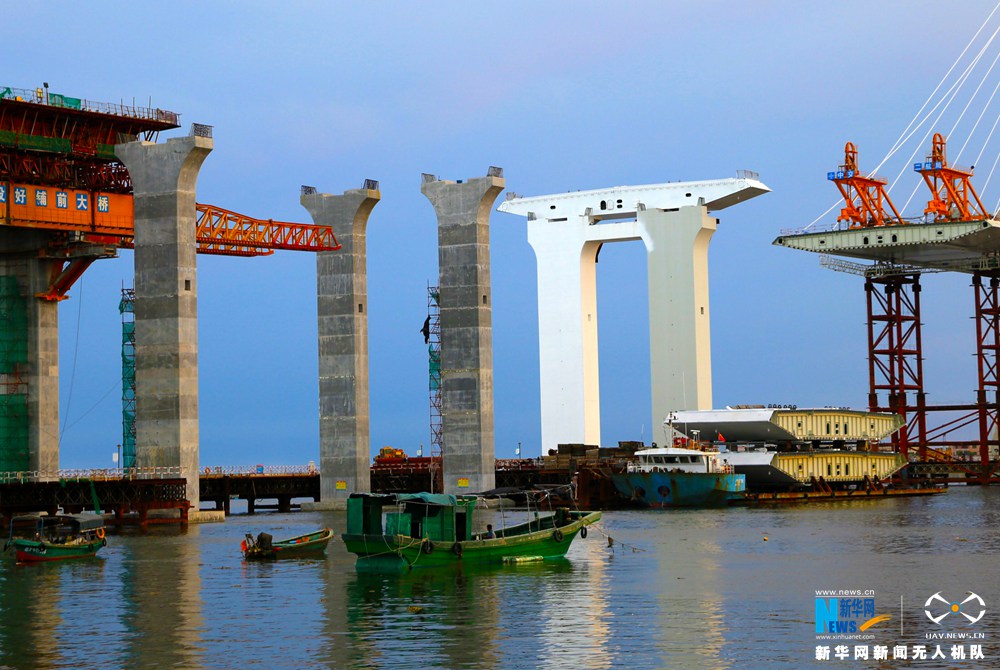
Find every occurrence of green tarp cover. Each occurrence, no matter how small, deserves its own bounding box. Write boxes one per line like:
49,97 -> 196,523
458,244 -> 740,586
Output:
397,492 -> 457,506
48,93 -> 82,109
349,492 -> 457,506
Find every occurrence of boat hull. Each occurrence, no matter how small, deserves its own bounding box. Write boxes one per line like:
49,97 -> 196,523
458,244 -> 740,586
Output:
342,512 -> 600,571
610,471 -> 745,507
243,528 -> 333,560
9,539 -> 105,563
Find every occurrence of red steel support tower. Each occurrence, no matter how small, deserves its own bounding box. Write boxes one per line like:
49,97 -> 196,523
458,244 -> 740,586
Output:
973,272 -> 1000,478
865,274 -> 927,459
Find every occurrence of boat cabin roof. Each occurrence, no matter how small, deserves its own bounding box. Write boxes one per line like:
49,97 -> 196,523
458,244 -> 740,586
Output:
636,447 -> 717,458
347,492 -> 463,507
10,513 -> 104,532
346,492 -> 476,542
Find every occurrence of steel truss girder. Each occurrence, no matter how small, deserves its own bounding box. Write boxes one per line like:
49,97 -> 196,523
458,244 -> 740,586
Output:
0,149 -> 132,193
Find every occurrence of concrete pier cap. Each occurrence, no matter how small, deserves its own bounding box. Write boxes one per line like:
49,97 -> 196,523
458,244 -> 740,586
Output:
300,180 -> 381,506
422,167 -> 505,495
115,123 -> 214,512
497,173 -> 770,453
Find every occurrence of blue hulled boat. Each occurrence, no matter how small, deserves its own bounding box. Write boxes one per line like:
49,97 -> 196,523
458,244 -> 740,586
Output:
610,446 -> 745,507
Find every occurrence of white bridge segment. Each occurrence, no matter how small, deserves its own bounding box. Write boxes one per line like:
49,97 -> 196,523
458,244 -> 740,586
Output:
498,177 -> 771,222
498,177 -> 770,453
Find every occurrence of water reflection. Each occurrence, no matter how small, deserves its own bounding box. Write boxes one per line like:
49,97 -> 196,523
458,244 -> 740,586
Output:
0,488 -> 997,668
645,510 -> 729,669
346,565 -> 504,669
118,526 -> 204,667
537,552 -> 611,669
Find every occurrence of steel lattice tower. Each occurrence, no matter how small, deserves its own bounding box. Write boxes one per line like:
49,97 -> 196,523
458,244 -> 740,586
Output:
119,287 -> 136,469
427,286 -> 442,455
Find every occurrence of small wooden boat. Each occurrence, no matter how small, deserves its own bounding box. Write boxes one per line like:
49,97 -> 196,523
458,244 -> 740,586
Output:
241,528 -> 333,560
4,513 -> 107,563
341,493 -> 601,572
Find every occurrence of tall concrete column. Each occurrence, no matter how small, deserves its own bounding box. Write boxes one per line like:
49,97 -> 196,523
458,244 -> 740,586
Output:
645,206 -> 716,429
525,222 -> 605,450
116,129 -> 212,513
25,259 -> 59,474
300,182 -> 380,506
0,230 -> 60,475
421,168 -> 505,494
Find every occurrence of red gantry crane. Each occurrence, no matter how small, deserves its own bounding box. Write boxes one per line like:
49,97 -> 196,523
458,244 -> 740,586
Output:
915,132 -> 989,222
818,136 -> 1000,481
829,141 -> 905,229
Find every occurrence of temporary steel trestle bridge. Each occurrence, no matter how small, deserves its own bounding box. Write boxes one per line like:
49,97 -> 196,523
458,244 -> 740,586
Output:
776,135 -> 1000,482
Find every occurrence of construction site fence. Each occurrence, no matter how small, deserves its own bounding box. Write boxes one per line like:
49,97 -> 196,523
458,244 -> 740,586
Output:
0,466 -> 182,483
496,458 -> 544,470
0,462 -> 557,482
1,86 -> 179,125
202,465 -> 318,476
779,214 -> 939,237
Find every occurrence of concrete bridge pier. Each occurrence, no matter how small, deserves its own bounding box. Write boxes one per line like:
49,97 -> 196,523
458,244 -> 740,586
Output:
521,207 -> 718,450
498,176 -> 770,451
644,206 -> 717,428
300,182 -> 381,508
421,168 -> 505,495
0,230 -> 60,476
115,128 -> 213,513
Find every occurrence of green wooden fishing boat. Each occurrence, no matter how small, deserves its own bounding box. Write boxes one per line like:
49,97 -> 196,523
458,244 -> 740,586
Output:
241,528 -> 334,560
4,514 -> 107,563
341,493 -> 601,571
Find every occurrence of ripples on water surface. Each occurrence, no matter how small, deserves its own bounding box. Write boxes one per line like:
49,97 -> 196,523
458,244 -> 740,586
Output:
0,487 -> 997,669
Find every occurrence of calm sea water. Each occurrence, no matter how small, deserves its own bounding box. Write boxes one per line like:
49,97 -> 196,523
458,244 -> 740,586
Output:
1,486 -> 998,670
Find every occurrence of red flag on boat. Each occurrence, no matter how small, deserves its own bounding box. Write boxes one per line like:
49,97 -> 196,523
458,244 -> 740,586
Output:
717,432 -> 725,442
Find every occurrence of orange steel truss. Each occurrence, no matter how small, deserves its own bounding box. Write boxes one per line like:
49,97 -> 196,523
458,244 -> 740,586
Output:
915,133 -> 989,222
830,142 -> 904,228
191,204 -> 339,255
2,200 -> 339,257
4,199 -> 338,299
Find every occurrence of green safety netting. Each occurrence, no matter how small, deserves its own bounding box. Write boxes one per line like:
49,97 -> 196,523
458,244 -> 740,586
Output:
120,292 -> 137,469
0,277 -> 29,471
428,345 -> 441,390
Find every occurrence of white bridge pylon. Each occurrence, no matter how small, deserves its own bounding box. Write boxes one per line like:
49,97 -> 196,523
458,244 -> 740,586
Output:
498,176 -> 770,452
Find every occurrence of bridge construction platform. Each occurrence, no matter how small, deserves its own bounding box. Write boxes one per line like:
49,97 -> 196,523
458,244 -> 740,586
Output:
0,471 -> 189,527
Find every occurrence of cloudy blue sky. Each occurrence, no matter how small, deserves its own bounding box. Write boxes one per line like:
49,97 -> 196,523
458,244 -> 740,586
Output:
8,1 -> 999,467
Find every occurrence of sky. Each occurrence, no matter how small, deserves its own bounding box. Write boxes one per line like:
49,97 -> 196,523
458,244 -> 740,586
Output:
7,1 -> 1000,468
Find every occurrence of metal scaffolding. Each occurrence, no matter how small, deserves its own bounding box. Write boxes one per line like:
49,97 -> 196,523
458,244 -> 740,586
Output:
119,287 -> 136,469
427,286 -> 442,456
